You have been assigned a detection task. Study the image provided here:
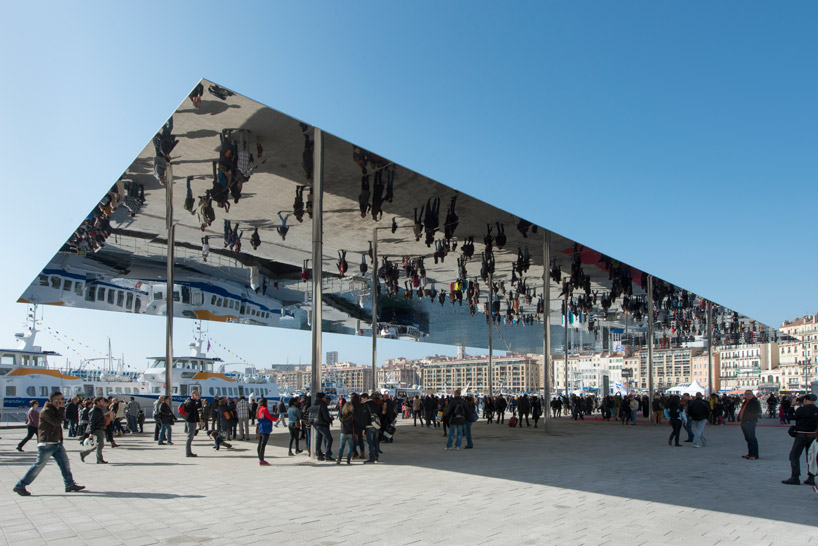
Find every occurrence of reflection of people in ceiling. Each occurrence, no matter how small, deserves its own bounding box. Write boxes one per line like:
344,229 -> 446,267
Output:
198,190 -> 215,231
293,186 -> 306,222
371,169 -> 385,221
494,222 -> 506,249
413,207 -> 423,242
443,195 -> 458,240
359,253 -> 368,275
337,250 -> 348,276
423,197 -> 440,247
306,187 -> 313,219
301,260 -> 310,283
184,177 -> 195,214
188,83 -> 203,109
250,227 -> 261,250
201,236 -> 210,262
301,129 -> 314,182
358,173 -> 371,218
210,161 -> 230,213
276,212 -> 290,240
385,165 -> 394,203
152,117 -> 177,186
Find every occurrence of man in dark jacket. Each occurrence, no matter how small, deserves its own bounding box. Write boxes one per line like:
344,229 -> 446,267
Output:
361,393 -> 382,463
445,390 -> 469,450
517,394 -> 531,427
65,397 -> 80,437
310,393 -> 334,461
183,391 -> 202,458
738,390 -> 762,460
687,392 -> 710,447
782,394 -> 818,485
80,397 -> 108,464
13,392 -> 85,496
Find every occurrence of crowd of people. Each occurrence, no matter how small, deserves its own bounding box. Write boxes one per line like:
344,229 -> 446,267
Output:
9,387 -> 817,497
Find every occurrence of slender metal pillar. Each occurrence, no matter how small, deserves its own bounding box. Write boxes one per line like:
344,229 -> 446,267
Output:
647,275 -> 655,424
564,292 -> 569,394
543,231 -> 552,433
488,271 -> 494,397
310,129 -> 324,460
164,160 -> 174,399
371,228 -> 378,393
707,301 -> 713,395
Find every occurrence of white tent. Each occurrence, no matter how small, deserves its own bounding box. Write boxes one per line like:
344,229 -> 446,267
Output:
665,380 -> 707,395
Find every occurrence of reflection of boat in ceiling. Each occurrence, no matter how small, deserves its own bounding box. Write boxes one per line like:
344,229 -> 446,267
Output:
19,253 -> 298,328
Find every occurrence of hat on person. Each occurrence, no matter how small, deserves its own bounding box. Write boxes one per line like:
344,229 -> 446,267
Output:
805,394 -> 817,402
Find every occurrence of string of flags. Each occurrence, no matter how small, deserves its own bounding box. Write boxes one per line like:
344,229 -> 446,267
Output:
38,323 -> 106,359
208,338 -> 249,365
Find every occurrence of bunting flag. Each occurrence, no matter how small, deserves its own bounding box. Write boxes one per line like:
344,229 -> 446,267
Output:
208,339 -> 249,364
38,322 -> 107,359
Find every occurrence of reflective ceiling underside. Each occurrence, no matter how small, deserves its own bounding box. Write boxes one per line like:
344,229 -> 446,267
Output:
19,80 -> 780,355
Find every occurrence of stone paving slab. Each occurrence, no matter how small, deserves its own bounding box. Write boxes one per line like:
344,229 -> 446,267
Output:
1,417 -> 816,545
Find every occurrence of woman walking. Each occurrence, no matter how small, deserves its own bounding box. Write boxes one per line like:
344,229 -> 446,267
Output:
287,398 -> 303,456
16,401 -> 40,452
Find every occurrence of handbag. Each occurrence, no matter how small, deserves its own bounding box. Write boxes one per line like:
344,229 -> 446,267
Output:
787,425 -> 797,438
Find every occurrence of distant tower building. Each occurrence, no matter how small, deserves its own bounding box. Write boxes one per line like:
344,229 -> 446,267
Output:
326,351 -> 339,366
457,344 -> 467,360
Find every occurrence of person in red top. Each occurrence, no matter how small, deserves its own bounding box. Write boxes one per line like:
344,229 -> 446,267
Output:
256,398 -> 275,466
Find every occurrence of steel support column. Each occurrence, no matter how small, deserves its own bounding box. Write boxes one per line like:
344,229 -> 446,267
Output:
164,159 -> 174,399
488,271 -> 494,397
647,275 -> 655,424
707,301 -> 714,396
310,128 -> 324,460
371,228 -> 378,393
543,231 -> 552,433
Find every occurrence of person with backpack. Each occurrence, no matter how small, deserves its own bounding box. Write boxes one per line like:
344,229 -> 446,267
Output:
158,396 -> 175,445
275,399 -> 287,428
181,391 -> 201,458
361,392 -> 382,463
445,390 -> 468,451
80,397 -> 108,464
287,398 -> 303,456
464,395 -> 478,449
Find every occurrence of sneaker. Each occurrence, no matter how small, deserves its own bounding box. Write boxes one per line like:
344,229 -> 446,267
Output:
363,459 -> 375,464
167,442 -> 174,445
781,477 -> 800,485
186,453 -> 198,458
803,477 -> 816,486
692,444 -> 701,448
158,443 -> 166,445
335,459 -> 341,465
16,447 -> 23,452
288,451 -> 294,456
444,447 -> 451,451
13,487 -> 31,496
80,452 -> 87,463
65,484 -> 85,493
455,447 -> 461,451
259,461 -> 270,466
325,456 -> 336,462
97,460 -> 108,464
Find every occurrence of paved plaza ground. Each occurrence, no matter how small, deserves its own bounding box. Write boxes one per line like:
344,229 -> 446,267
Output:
1,416 -> 815,545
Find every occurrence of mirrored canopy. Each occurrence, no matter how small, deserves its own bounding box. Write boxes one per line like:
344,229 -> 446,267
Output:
19,79 -> 780,355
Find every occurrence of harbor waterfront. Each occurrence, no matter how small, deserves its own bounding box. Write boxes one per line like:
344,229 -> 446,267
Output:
1,416 -> 815,545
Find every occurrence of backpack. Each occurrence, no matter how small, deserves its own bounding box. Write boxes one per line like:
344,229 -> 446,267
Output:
452,401 -> 467,425
178,401 -> 188,417
308,404 -> 321,426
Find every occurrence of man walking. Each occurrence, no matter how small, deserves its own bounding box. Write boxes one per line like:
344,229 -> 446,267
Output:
782,394 -> 818,485
517,394 -> 531,427
310,393 -> 335,461
681,393 -> 695,442
66,396 -> 79,437
80,397 -> 108,464
738,390 -> 761,460
183,390 -> 202,458
13,392 -> 85,496
687,392 -> 711,448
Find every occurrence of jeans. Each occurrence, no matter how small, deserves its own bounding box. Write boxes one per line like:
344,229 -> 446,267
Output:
464,421 -> 474,448
288,425 -> 300,452
684,419 -> 694,441
740,421 -> 758,457
159,423 -> 172,444
238,418 -> 250,440
16,443 -> 76,489
669,418 -> 682,445
186,421 -> 196,455
365,427 -> 379,461
277,413 -> 287,427
68,419 -> 78,437
128,415 -> 138,433
692,419 -> 707,446
257,433 -> 270,461
447,424 -> 464,448
789,434 -> 815,478
339,433 -> 354,460
314,425 -> 333,458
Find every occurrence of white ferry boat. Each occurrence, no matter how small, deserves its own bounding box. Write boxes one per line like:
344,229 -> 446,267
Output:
379,380 -> 424,399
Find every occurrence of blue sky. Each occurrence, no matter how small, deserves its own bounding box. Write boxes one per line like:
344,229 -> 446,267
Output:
1,1 -> 815,370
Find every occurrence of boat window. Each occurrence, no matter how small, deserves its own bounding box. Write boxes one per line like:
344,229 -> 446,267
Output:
180,384 -> 188,396
27,386 -> 35,396
75,282 -> 83,295
211,295 -> 217,305
63,280 -> 72,292
182,287 -> 191,304
85,286 -> 96,302
107,289 -> 115,304
22,355 -> 30,366
217,298 -> 223,307
209,387 -> 214,395
6,385 -> 16,396
192,293 -> 203,306
124,387 -> 130,394
151,386 -> 161,394
51,276 -> 61,289
126,293 -> 134,310
1,354 -> 14,365
134,297 -> 141,313
98,287 -> 105,301
52,386 -> 60,393
240,304 -> 246,314
115,387 -> 122,393
39,274 -> 49,286
96,387 -> 104,396
106,387 -> 112,393
40,386 -> 49,396
154,291 -> 163,301
173,291 -> 180,302
37,356 -> 47,367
